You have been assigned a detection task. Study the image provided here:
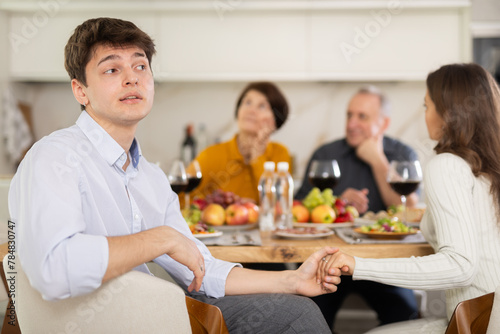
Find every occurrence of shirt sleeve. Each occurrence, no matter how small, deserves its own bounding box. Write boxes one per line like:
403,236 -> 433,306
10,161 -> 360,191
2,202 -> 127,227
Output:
10,141 -> 109,301
353,154 -> 478,290
153,187 -> 241,298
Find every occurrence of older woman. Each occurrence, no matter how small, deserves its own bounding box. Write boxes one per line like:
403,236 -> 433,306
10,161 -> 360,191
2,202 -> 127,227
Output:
320,63 -> 500,333
189,82 -> 291,203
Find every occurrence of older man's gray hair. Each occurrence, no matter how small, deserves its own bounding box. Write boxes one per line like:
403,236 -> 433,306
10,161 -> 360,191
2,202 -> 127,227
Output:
356,85 -> 391,118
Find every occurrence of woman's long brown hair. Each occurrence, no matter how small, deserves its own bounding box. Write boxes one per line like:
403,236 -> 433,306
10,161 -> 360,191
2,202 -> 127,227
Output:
427,63 -> 500,215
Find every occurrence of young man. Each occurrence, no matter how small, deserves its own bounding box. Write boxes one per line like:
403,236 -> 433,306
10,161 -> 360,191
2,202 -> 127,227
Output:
296,86 -> 420,329
9,17 -> 340,333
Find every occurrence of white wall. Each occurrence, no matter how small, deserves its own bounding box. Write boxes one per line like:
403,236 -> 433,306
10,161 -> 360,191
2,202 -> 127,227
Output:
0,11 -> 11,175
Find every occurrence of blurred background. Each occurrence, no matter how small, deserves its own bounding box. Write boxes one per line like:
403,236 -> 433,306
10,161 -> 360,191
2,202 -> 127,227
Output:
0,0 -> 499,179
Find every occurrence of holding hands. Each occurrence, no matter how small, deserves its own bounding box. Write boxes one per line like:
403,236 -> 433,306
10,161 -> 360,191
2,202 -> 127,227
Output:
316,251 -> 356,286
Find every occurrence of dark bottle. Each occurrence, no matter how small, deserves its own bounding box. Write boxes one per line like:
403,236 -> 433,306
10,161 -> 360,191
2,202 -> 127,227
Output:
181,124 -> 196,165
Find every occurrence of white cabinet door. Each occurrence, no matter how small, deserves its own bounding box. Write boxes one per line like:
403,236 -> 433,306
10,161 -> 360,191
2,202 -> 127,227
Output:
309,9 -> 468,80
157,12 -> 307,80
9,14 -> 158,81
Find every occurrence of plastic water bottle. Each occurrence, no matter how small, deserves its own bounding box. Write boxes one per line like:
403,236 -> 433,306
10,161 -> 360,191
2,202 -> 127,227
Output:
258,161 -> 276,232
274,162 -> 294,230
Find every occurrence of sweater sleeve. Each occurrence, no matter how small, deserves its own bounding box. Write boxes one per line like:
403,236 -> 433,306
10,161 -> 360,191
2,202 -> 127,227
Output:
353,153 -> 478,290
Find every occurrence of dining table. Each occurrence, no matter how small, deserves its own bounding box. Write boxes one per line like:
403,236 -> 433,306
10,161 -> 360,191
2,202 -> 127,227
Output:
206,229 -> 434,263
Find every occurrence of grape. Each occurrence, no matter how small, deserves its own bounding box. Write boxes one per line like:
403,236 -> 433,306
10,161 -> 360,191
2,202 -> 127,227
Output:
321,188 -> 335,207
303,187 -> 324,211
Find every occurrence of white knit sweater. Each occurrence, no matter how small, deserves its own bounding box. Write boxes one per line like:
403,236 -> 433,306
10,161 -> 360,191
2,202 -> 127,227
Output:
354,153 -> 500,320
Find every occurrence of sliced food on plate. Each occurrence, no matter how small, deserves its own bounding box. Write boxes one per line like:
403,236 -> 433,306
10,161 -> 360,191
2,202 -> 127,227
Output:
361,205 -> 425,223
353,217 -> 419,240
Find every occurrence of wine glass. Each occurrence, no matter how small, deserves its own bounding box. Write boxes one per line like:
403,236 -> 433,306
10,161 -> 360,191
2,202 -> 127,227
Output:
308,160 -> 341,191
387,160 -> 423,224
167,160 -> 188,195
184,160 -> 203,209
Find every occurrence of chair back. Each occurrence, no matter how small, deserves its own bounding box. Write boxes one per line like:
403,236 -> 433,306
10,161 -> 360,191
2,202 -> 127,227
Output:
185,296 -> 229,334
3,254 -> 192,333
445,291 -> 494,334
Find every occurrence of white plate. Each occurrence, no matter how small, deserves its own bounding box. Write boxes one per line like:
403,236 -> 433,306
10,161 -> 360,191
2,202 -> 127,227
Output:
293,222 -> 354,229
274,228 -> 334,240
193,231 -> 223,239
213,223 -> 258,231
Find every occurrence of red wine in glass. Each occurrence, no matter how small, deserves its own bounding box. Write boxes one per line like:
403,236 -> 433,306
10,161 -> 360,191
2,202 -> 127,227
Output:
308,160 -> 341,191
389,181 -> 420,196
387,161 -> 422,223
171,182 -> 188,194
184,160 -> 203,209
308,176 -> 339,191
168,160 -> 188,195
185,177 -> 203,193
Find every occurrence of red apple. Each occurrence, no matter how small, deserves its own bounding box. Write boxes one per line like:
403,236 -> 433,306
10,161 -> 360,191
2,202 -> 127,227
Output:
311,204 -> 336,224
293,200 -> 303,207
242,202 -> 259,224
346,205 -> 359,218
192,197 -> 208,210
292,204 -> 310,222
225,204 -> 249,225
201,203 -> 225,226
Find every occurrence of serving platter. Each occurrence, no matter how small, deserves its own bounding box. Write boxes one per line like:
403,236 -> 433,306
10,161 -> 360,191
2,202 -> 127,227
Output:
214,223 -> 258,231
352,227 -> 419,240
274,228 -> 334,240
293,222 -> 354,229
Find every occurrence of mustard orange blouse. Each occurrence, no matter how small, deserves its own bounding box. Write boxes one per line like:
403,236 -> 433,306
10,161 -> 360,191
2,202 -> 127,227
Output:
187,135 -> 292,204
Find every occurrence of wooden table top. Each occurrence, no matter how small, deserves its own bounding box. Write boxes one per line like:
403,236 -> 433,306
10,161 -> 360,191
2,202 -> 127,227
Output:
207,231 -> 434,263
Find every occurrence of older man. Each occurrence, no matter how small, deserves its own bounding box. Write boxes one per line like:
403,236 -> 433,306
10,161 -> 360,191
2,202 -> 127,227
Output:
296,86 -> 420,329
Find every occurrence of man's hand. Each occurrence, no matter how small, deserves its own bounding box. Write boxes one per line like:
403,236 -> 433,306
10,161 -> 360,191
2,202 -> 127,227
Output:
163,227 -> 206,292
341,188 -> 369,214
355,134 -> 385,167
293,247 -> 342,296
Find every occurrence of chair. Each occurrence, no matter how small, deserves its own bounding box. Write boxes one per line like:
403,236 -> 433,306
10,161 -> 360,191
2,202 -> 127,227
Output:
445,291 -> 495,334
486,285 -> 500,334
3,254 -> 192,333
186,296 -> 229,334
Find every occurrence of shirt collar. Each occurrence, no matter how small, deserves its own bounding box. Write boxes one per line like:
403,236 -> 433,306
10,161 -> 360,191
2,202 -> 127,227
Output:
76,111 -> 142,168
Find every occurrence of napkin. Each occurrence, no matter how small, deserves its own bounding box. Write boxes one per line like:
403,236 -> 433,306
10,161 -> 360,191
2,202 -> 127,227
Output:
335,227 -> 427,244
200,229 -> 262,246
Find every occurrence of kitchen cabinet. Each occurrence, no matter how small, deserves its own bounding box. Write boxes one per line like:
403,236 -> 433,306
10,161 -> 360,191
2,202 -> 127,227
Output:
2,1 -> 471,82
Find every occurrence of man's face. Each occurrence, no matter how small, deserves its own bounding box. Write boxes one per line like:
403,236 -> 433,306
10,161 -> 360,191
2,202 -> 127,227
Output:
74,44 -> 155,131
345,93 -> 386,147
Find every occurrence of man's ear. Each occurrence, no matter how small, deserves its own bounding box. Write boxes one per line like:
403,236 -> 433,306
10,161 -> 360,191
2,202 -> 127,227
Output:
380,116 -> 390,133
71,79 -> 88,106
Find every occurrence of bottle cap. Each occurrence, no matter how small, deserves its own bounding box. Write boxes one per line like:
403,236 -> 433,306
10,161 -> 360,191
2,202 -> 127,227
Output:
264,161 -> 275,171
277,162 -> 289,172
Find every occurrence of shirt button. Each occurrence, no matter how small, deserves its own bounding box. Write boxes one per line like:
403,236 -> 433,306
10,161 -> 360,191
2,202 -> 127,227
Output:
120,155 -> 126,161
134,214 -> 140,220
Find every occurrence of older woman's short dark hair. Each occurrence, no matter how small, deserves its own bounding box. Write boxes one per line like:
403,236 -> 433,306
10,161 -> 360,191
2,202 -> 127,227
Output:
235,82 -> 289,130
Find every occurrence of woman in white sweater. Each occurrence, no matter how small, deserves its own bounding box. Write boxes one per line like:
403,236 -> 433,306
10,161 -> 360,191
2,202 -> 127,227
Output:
319,63 -> 500,333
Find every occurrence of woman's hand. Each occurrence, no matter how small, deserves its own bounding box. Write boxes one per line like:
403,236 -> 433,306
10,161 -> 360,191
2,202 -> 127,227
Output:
249,114 -> 275,162
292,247 -> 342,296
316,251 -> 355,285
